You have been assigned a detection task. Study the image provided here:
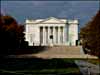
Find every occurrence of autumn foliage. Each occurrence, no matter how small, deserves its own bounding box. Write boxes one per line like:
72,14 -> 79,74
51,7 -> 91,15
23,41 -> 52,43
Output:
0,14 -> 25,55
80,10 -> 100,58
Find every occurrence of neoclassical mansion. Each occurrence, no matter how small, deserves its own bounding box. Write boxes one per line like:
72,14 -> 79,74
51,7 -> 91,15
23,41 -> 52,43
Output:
25,17 -> 78,46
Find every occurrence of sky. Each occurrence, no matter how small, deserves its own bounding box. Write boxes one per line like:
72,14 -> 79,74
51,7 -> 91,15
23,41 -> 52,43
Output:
1,1 -> 100,29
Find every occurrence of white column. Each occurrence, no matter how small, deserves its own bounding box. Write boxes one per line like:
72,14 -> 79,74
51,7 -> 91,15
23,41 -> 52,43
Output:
63,27 -> 65,45
55,27 -> 58,44
44,27 -> 46,45
46,27 -> 48,45
45,27 -> 47,45
53,27 -> 56,45
67,25 -> 69,43
64,25 -> 68,45
48,27 -> 50,45
43,27 -> 45,45
58,27 -> 60,45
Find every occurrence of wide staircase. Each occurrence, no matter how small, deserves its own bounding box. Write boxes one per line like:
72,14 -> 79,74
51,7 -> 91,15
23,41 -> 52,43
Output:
39,46 -> 83,55
33,46 -> 88,58
14,46 -> 98,59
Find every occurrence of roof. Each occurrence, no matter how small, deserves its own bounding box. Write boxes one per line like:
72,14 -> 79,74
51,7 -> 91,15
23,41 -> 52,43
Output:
26,17 -> 67,24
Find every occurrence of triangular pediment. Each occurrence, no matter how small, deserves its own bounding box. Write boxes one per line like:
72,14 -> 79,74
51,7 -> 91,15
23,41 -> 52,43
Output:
38,17 -> 66,24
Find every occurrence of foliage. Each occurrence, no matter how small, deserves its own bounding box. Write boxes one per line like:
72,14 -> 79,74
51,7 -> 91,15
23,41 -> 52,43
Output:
0,14 -> 25,55
80,10 -> 100,58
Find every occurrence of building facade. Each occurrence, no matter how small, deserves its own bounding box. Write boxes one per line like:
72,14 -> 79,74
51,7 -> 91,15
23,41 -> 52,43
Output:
25,17 -> 78,46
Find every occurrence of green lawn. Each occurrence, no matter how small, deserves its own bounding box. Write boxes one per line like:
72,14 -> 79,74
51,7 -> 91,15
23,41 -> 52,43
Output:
0,58 -> 82,75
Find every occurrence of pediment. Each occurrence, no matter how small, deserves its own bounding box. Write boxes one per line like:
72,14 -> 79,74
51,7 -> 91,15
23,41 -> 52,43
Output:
38,17 -> 66,24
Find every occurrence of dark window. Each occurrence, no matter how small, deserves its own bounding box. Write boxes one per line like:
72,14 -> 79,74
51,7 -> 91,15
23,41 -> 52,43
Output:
50,35 -> 53,39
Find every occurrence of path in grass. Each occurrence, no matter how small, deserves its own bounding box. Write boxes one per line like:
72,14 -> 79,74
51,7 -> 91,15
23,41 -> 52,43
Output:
75,60 -> 100,75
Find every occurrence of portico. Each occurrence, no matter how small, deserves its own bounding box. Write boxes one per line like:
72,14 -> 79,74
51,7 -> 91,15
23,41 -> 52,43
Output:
40,26 -> 65,46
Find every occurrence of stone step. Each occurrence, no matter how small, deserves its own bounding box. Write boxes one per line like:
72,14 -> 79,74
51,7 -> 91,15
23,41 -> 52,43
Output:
38,46 -> 82,55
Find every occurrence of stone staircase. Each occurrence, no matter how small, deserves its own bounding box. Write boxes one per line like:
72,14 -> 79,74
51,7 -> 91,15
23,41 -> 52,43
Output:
32,46 -> 98,59
11,46 -> 98,59
40,46 -> 83,55
32,46 -> 90,58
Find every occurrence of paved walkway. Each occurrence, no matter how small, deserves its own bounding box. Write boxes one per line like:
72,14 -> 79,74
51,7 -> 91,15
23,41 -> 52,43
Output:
75,60 -> 100,75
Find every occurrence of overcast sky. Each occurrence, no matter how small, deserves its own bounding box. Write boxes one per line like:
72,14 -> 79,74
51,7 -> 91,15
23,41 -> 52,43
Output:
1,1 -> 99,28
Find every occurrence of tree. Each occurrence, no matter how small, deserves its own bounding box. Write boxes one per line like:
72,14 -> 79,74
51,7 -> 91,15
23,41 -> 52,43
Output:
0,14 -> 25,55
80,10 -> 100,58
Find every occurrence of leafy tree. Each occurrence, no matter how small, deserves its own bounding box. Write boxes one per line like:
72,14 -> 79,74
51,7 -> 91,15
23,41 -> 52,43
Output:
0,14 -> 25,55
80,10 -> 100,58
